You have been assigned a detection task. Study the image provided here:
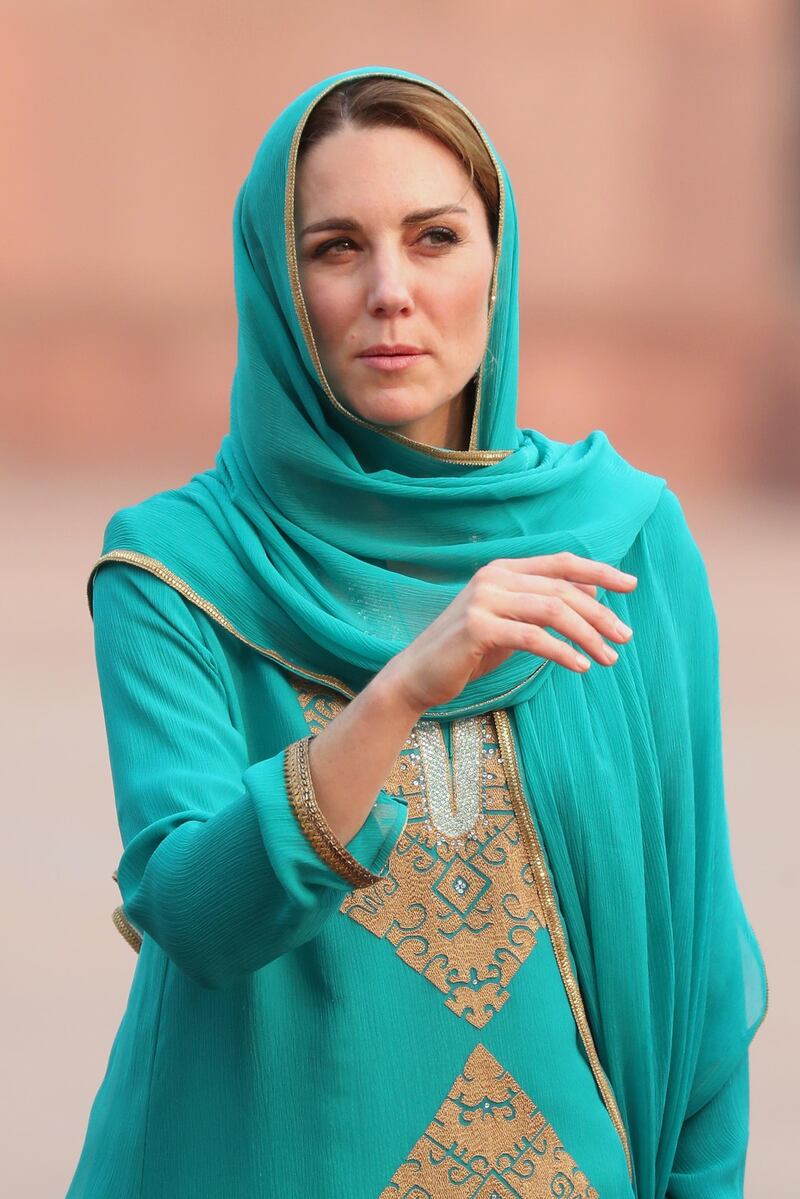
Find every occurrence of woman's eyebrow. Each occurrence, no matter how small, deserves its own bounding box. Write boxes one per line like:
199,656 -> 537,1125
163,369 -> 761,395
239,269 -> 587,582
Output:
300,204 -> 469,237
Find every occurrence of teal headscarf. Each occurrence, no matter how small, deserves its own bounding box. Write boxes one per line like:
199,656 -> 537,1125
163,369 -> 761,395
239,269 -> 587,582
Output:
87,63 -> 666,719
87,66 -> 767,1196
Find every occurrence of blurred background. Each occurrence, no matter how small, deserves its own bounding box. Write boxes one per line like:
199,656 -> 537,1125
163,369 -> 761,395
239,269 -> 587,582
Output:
2,1 -> 797,1193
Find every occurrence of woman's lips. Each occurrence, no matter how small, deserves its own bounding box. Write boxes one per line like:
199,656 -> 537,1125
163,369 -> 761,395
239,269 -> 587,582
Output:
357,351 -> 428,372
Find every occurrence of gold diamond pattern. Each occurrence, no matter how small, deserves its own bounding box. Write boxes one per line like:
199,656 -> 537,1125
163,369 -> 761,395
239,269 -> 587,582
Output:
379,1042 -> 599,1197
291,679 -> 547,1028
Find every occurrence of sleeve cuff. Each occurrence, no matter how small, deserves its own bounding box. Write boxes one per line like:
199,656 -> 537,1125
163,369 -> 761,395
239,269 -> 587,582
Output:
344,790 -> 409,878
243,746 -> 408,904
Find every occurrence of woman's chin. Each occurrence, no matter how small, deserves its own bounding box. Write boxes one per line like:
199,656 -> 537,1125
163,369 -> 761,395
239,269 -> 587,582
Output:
342,385 -> 439,429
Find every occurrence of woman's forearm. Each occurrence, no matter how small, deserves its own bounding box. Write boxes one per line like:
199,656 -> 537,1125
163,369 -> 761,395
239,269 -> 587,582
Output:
306,654 -> 425,845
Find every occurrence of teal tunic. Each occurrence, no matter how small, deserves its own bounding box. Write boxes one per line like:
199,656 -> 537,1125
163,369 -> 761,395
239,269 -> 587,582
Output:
70,60 -> 768,1195
65,554 -> 752,1198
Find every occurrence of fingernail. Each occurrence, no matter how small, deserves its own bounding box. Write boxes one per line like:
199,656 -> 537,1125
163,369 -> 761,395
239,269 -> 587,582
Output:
614,620 -> 632,637
603,644 -> 619,662
575,654 -> 591,670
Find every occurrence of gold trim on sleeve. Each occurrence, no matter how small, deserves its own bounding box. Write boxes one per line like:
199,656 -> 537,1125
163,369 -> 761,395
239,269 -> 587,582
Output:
107,730 -> 385,956
284,734 -> 385,890
493,707 -> 634,1185
112,904 -> 142,953
110,870 -> 142,953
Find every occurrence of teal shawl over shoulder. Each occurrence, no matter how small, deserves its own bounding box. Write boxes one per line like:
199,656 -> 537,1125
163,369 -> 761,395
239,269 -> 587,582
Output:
86,66 -> 767,1196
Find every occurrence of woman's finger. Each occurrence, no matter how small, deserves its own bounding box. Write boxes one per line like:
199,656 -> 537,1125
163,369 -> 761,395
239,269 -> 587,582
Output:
497,552 -> 637,592
491,569 -> 632,645
483,612 -> 595,673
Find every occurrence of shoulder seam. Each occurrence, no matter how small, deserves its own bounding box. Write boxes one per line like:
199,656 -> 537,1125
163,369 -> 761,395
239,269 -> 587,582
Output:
91,559 -> 225,683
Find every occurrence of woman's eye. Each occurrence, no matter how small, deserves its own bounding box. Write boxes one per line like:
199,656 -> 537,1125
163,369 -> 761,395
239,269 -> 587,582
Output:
314,237 -> 357,257
311,226 -> 461,258
421,226 -> 460,246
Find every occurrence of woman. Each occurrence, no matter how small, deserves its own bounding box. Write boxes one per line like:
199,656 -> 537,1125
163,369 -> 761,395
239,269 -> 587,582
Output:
67,66 -> 767,1198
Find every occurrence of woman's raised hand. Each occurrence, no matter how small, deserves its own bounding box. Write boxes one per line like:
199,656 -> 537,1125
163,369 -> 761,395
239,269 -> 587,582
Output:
387,552 -> 638,714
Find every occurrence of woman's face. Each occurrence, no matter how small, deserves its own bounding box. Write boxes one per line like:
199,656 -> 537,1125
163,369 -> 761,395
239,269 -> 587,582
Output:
295,123 -> 496,449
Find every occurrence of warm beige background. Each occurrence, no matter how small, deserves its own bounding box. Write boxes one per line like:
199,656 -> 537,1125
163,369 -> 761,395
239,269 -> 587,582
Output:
2,3 -> 797,1194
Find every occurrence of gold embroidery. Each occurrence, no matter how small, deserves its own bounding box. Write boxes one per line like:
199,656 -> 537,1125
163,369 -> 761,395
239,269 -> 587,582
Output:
284,734 -> 384,889
380,1043 -> 599,1198
291,679 -> 632,1185
493,709 -> 632,1185
292,679 -> 546,1028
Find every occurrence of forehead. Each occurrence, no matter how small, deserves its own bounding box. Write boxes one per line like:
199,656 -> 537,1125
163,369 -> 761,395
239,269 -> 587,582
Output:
294,123 -> 476,218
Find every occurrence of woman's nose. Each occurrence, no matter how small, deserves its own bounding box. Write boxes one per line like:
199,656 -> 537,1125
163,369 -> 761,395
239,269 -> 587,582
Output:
365,253 -> 415,319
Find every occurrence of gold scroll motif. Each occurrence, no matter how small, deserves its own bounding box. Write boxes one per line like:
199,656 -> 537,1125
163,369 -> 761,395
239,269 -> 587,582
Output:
379,1042 -> 599,1198
291,679 -> 547,1028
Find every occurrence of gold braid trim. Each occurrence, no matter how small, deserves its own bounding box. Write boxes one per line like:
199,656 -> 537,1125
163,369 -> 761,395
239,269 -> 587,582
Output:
112,904 -> 142,953
283,735 -> 382,890
111,869 -> 142,953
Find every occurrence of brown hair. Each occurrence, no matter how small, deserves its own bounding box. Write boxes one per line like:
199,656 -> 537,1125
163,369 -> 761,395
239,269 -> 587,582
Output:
296,77 -> 500,245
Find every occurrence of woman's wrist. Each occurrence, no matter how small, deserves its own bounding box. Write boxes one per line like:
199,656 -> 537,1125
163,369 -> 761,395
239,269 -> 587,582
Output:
298,653 -> 424,852
369,652 -> 428,726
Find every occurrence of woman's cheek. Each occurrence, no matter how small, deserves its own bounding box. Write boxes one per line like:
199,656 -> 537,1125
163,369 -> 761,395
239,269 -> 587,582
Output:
305,280 -> 350,361
439,278 -> 491,356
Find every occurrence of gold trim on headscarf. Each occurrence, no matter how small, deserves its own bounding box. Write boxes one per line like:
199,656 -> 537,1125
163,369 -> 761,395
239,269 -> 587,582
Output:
284,70 -> 511,465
